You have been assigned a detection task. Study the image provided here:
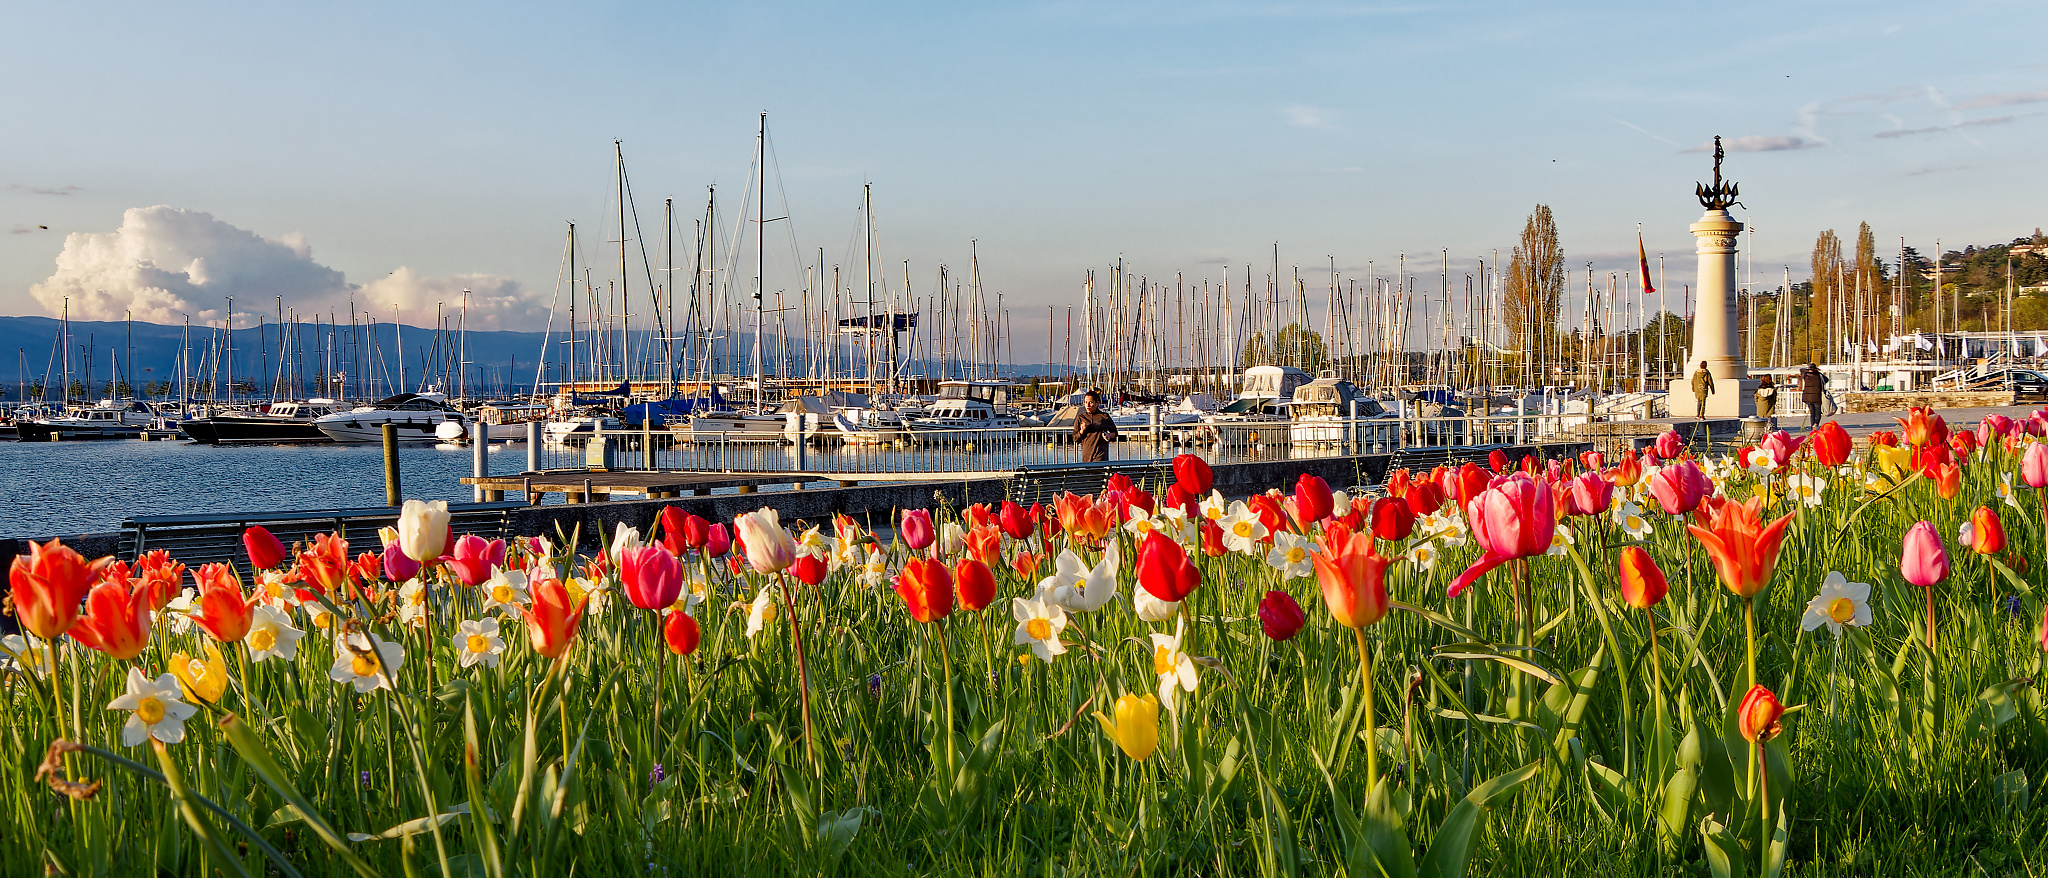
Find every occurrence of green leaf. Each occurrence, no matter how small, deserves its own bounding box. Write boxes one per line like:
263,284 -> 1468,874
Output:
1995,769 -> 2031,816
1698,816 -> 1749,878
1658,765 -> 1699,859
1975,679 -> 2032,733
219,713 -> 380,877
1417,760 -> 1542,878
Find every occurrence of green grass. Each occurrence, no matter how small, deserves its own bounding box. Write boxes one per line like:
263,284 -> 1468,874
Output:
7,433 -> 2048,876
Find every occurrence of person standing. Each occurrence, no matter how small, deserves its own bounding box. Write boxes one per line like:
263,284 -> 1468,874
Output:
1754,374 -> 1778,429
1690,362 -> 1715,421
1800,363 -> 1828,429
1072,388 -> 1119,462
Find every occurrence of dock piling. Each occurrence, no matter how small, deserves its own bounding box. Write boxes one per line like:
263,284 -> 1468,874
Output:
382,423 -> 401,505
472,422 -> 488,502
526,421 -> 541,473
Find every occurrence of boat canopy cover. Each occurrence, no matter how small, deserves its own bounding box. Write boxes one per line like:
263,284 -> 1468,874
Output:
622,392 -> 728,427
1399,388 -> 1460,406
570,380 -> 634,405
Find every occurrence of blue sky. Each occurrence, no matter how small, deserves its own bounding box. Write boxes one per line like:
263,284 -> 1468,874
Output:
2,1 -> 2043,356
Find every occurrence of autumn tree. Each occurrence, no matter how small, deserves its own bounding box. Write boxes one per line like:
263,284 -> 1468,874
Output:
1806,229 -> 1845,364
1503,205 -> 1564,380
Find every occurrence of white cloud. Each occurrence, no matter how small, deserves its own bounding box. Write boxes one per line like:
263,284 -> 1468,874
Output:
1955,89 -> 2048,111
27,206 -> 545,329
1283,104 -> 1338,129
1682,135 -> 1820,153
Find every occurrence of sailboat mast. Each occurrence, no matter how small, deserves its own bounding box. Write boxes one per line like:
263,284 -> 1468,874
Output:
753,112 -> 767,415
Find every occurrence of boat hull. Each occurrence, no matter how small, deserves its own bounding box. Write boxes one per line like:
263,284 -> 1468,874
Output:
316,417 -> 453,444
181,417 -> 335,444
15,422 -> 142,441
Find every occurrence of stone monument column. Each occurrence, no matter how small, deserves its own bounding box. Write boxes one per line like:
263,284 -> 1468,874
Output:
1667,136 -> 1756,418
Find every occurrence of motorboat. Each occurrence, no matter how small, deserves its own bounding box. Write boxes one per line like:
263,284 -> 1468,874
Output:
903,380 -> 1020,443
1195,365 -> 1309,447
313,392 -> 468,444
180,399 -> 346,444
16,400 -> 155,441
473,402 -> 550,441
1288,375 -> 1392,446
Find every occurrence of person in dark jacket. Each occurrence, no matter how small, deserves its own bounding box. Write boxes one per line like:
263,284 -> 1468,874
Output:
1690,362 -> 1715,420
1800,363 -> 1828,429
1072,389 -> 1119,462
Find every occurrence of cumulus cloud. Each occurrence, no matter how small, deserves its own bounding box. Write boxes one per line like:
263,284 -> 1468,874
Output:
27,206 -> 546,329
1683,135 -> 1820,153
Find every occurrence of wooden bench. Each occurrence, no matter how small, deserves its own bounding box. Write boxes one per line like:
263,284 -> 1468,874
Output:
1007,460 -> 1172,506
119,501 -> 526,568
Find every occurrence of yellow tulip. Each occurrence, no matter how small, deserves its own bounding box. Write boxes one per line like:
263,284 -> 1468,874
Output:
1872,445 -> 1913,481
169,643 -> 229,704
1092,693 -> 1160,761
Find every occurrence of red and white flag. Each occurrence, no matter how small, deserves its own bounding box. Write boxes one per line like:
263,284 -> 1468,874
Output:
1638,231 -> 1656,295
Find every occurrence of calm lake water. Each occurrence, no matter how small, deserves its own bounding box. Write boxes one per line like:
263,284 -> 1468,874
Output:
0,438 -> 482,537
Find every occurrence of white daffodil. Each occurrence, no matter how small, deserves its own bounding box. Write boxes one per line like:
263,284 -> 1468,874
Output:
244,604 -> 305,663
1132,583 -> 1181,622
1613,502 -> 1654,540
1124,506 -> 1162,540
1419,511 -> 1468,547
1011,595 -> 1068,662
745,585 -> 780,638
482,568 -> 530,616
1,633 -> 50,678
937,522 -> 966,556
162,589 -> 198,635
107,668 -> 198,747
1218,501 -> 1269,554
1800,571 -> 1873,635
453,618 -> 507,669
795,527 -> 833,562
2000,472 -> 2024,511
829,533 -> 864,569
301,600 -> 337,635
1784,472 -> 1827,508
398,580 -> 429,628
255,570 -> 300,610
1200,490 -> 1228,522
1155,507 -> 1199,545
1265,531 -> 1314,579
858,549 -> 889,589
1406,541 -> 1439,572
1150,618 -> 1199,713
1040,549 -> 1118,613
1743,447 -> 1777,476
609,522 -> 643,559
329,632 -> 406,693
577,578 -> 613,616
1546,525 -> 1574,557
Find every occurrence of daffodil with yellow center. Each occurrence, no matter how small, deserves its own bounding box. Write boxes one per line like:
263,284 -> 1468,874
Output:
1800,571 -> 1872,636
1010,594 -> 1067,662
1265,531 -> 1313,579
108,668 -> 198,746
1149,618 -> 1199,712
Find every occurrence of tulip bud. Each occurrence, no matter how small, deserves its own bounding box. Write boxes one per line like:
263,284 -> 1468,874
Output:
1654,429 -> 1684,461
1198,519 -> 1227,558
1257,590 -> 1306,641
1370,497 -> 1416,541
1971,507 -> 2007,556
621,546 -> 684,610
1900,520 -> 1949,587
1135,529 -> 1201,602
899,508 -> 935,551
1616,546 -> 1667,609
398,499 -> 452,563
1293,473 -> 1333,526
2025,443 -> 2048,490
663,610 -> 700,656
1736,684 -> 1785,742
999,500 -> 1036,540
243,526 -> 288,571
1172,454 -> 1214,496
953,558 -> 997,611
704,523 -> 732,558
735,508 -> 797,574
893,557 -> 954,623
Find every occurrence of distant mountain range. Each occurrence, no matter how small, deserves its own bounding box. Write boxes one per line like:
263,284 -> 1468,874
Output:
0,315 -> 1066,401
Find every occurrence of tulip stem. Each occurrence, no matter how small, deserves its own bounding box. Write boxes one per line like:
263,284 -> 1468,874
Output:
1757,739 -> 1771,870
935,622 -> 958,778
776,572 -> 819,776
1923,586 -> 1936,652
1354,625 -> 1377,791
1745,596 -> 1758,696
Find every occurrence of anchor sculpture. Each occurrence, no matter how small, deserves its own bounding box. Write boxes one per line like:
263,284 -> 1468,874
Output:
1695,135 -> 1743,210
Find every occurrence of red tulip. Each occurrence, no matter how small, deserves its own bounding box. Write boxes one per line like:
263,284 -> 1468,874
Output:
1293,474 -> 1334,527
789,552 -> 828,586
1971,507 -> 2007,556
1135,529 -> 1201,602
1950,430 -> 1978,458
442,534 -> 505,587
1564,471 -> 1615,517
522,576 -> 588,659
1647,460 -> 1714,515
1448,473 -> 1556,598
1248,492 -> 1289,541
8,538 -> 112,640
1105,473 -> 1136,495
1453,462 -> 1491,511
893,557 -> 954,623
663,610 -> 700,656
1808,421 -> 1851,466
1011,552 -> 1044,578
682,513 -> 712,550
621,545 -> 684,610
1611,450 -> 1644,487
1687,496 -> 1794,598
1897,406 -> 1948,448
1258,590 -> 1306,641
704,523 -> 732,558
1311,529 -> 1392,628
1654,429 -> 1684,461
1488,448 -> 1509,473
1900,520 -> 1949,587
67,581 -> 153,660
243,526 -> 288,571
1868,430 -> 1899,448
899,508 -> 936,551
1172,454 -> 1214,496
658,506 -> 687,555
1125,488 -> 1157,518
1198,519 -> 1227,557
953,558 -> 997,611
190,563 -> 255,643
1736,684 -> 1785,742
1370,497 -> 1416,541
1404,482 -> 1447,518
1616,546 -> 1667,609
999,500 -> 1036,540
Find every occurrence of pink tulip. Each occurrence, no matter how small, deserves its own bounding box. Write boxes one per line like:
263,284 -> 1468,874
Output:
382,539 -> 420,583
620,545 -> 684,610
2030,410 -> 2048,437
1654,429 -> 1684,461
704,523 -> 732,558
1900,520 -> 1949,587
1979,415 -> 2014,449
899,508 -> 935,552
1564,471 -> 1615,517
445,534 -> 507,587
1758,430 -> 1803,470
2023,443 -> 2048,489
1448,474 -> 1556,597
1646,461 -> 1714,515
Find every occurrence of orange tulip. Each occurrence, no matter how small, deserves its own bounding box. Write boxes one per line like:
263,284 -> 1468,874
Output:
1616,546 -> 1667,609
190,563 -> 255,643
1970,506 -> 2007,556
1931,461 -> 1962,500
68,581 -> 152,660
1309,529 -> 1392,628
1686,496 -> 1795,599
965,525 -> 1004,568
1896,405 -> 1948,449
894,557 -> 954,623
953,557 -> 997,612
134,549 -> 187,612
8,538 -> 112,639
521,575 -> 589,659
1736,684 -> 1785,742
1610,449 -> 1644,487
292,532 -> 351,597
